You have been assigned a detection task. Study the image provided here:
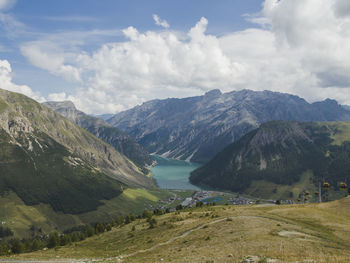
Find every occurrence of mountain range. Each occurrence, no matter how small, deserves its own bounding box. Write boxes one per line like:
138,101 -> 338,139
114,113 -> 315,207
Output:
0,89 -> 155,215
108,89 -> 350,163
190,121 -> 350,199
43,101 -> 153,169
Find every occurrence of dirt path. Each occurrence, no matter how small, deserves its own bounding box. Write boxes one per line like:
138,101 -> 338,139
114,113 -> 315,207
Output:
0,215 -> 280,263
105,215 -> 278,262
110,217 -> 229,262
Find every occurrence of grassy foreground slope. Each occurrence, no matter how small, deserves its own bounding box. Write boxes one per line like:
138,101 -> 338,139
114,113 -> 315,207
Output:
6,197 -> 350,263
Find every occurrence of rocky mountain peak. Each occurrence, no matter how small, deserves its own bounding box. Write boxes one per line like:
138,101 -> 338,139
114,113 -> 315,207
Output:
204,89 -> 222,98
44,101 -> 76,111
43,100 -> 153,168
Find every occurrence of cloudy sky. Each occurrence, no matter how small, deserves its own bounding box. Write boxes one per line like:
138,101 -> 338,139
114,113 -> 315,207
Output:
1,0 -> 350,114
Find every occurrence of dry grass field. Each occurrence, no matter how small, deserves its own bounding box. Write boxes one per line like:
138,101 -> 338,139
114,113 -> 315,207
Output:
2,196 -> 350,263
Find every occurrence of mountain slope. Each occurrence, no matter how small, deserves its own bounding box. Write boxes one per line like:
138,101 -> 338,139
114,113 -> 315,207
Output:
108,89 -> 350,163
0,89 -> 155,215
190,121 -> 350,198
43,101 -> 153,169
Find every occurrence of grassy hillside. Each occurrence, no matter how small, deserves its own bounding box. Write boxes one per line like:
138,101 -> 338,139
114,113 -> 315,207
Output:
0,189 -> 178,238
4,197 -> 350,262
323,122 -> 350,145
190,121 -> 350,199
0,128 -> 125,214
0,88 -> 160,237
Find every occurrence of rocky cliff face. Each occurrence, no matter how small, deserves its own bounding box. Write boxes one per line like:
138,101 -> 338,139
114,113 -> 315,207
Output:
43,101 -> 153,169
190,121 -> 350,197
108,89 -> 350,163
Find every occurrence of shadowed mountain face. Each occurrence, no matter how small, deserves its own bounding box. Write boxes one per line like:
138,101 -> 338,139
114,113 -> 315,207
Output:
0,89 -> 155,214
108,89 -> 350,163
343,105 -> 350,111
43,101 -> 153,169
190,121 -> 350,197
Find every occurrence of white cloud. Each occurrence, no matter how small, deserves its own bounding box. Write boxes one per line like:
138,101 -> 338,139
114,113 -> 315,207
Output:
20,41 -> 81,82
68,17 -> 245,113
0,59 -> 44,102
17,0 -> 350,114
261,0 -> 350,89
0,0 -> 15,11
0,13 -> 26,37
47,92 -> 68,102
152,14 -> 170,28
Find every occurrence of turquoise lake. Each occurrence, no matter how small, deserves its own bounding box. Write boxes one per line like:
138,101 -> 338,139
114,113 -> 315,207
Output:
150,155 -> 201,190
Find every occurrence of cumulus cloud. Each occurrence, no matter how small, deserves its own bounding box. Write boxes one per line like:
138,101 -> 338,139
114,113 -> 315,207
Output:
68,17 -> 246,113
261,0 -> 350,89
152,14 -> 170,28
17,0 -> 350,114
0,60 -> 44,102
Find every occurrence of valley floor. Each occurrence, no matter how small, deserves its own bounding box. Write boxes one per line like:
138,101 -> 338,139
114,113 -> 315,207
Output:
2,197 -> 350,263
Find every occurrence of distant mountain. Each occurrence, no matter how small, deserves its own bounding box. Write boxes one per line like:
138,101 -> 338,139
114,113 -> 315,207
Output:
43,101 -> 153,169
0,89 -> 155,215
108,89 -> 350,163
343,105 -> 350,111
96,113 -> 114,121
190,121 -> 350,198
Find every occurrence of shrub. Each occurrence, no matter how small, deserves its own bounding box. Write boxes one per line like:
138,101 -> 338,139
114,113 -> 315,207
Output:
48,232 -> 59,248
11,239 -> 24,254
176,204 -> 183,211
148,218 -> 157,229
95,223 -> 106,234
85,226 -> 95,237
0,226 -> 13,238
60,235 -> 71,246
196,201 -> 204,207
143,210 -> 153,219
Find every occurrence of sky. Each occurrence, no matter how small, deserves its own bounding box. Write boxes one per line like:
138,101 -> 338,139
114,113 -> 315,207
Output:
1,0 -> 350,114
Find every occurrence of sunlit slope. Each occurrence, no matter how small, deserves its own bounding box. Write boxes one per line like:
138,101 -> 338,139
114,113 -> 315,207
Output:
0,189 -> 174,238
7,197 -> 350,263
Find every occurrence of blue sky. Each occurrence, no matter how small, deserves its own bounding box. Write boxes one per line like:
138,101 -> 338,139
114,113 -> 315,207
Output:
1,0 -> 263,99
1,0 -> 350,114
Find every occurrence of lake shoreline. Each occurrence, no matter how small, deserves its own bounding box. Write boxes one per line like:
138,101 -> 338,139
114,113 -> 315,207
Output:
150,155 -> 202,190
